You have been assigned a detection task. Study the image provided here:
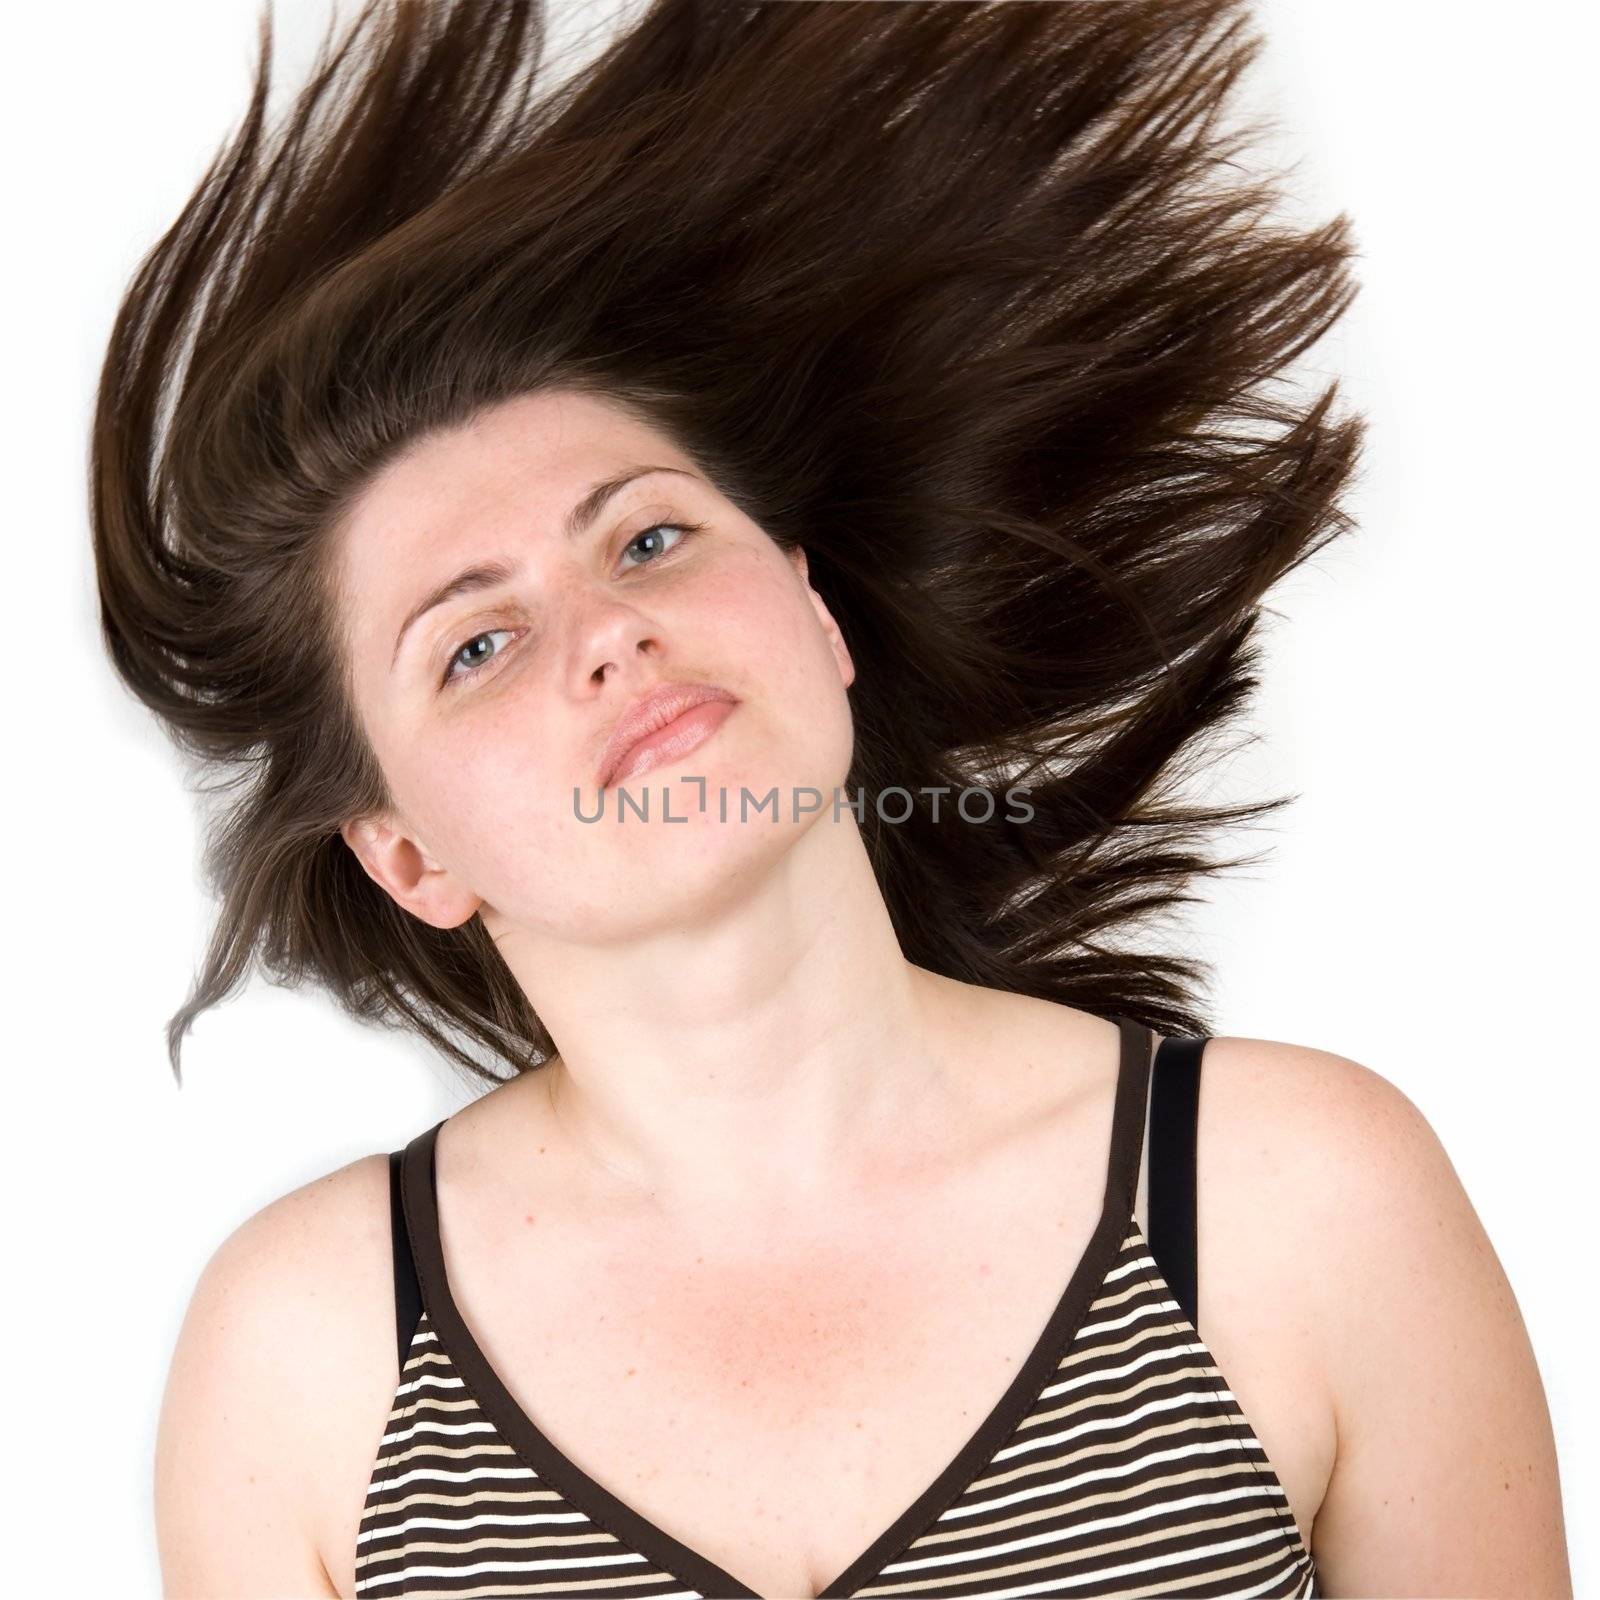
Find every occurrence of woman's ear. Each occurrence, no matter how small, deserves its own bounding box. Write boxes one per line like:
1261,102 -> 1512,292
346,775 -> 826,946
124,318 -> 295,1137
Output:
787,544 -> 855,689
338,813 -> 483,930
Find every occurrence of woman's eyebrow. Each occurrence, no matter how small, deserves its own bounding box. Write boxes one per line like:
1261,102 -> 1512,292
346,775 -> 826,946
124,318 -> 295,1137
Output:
387,464 -> 700,670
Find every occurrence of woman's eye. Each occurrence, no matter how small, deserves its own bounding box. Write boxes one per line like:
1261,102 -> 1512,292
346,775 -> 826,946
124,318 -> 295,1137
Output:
618,520 -> 703,570
441,627 -> 516,688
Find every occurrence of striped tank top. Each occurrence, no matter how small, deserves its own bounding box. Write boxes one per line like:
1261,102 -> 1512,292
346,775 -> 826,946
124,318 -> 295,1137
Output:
355,1018 -> 1319,1597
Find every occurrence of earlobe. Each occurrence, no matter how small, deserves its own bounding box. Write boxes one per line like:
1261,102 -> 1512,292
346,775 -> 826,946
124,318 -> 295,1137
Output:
789,543 -> 853,686
811,595 -> 856,689
834,628 -> 856,688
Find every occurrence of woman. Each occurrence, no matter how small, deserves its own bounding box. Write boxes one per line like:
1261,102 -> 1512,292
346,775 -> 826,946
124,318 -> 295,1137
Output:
94,1 -> 1571,1595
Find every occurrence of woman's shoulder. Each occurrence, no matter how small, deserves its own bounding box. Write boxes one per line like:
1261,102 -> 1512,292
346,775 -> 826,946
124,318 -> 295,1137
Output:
155,1147 -> 402,1597
1191,1029 -> 1476,1269
1188,1029 -> 1465,1336
1194,1032 -> 1570,1593
1193,1030 -> 1427,1176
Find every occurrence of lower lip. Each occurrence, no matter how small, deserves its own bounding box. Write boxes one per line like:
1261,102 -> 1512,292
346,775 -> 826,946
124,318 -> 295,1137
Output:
606,700 -> 737,787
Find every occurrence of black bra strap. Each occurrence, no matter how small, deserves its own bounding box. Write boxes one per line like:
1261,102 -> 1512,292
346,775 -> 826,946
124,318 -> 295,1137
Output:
388,1147 -> 424,1374
1147,1033 -> 1205,1332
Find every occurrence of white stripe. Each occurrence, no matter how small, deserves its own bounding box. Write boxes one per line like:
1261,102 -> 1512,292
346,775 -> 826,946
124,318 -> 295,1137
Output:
958,1435 -> 1282,1517
889,1485 -> 1296,1570
1103,1248 -> 1162,1284
396,1368 -> 465,1401
380,1416 -> 505,1448
357,1505 -> 618,1545
1076,1291 -> 1186,1342
366,1462 -> 546,1492
875,1523 -> 1296,1595
992,1381 -> 1245,1466
1037,1330 -> 1212,1402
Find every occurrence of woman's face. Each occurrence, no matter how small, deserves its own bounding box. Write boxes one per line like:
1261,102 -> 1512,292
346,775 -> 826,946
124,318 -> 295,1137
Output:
332,388 -> 856,943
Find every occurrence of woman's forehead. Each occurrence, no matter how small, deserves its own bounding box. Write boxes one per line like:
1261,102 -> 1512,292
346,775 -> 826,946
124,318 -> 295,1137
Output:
345,393 -> 687,552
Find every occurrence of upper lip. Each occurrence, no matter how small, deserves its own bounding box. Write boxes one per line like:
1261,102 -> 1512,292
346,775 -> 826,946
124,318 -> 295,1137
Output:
597,681 -> 738,788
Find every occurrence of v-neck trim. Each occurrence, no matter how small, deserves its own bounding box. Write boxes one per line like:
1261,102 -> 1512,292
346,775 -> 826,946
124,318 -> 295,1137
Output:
400,1014 -> 1155,1600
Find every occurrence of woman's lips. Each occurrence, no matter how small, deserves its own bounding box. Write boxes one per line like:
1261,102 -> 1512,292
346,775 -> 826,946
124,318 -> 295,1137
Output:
605,699 -> 737,787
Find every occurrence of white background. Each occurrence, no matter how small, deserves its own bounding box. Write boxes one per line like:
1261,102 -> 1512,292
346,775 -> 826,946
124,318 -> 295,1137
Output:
5,0 -> 1593,1592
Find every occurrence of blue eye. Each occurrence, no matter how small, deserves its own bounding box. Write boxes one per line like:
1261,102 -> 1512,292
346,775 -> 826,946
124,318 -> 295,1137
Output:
442,627 -> 516,687
438,520 -> 706,689
618,519 -> 704,570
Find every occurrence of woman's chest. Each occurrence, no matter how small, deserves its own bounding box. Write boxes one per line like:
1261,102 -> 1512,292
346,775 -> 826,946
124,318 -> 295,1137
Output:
450,1193 -> 1108,1598
366,1190 -> 1329,1598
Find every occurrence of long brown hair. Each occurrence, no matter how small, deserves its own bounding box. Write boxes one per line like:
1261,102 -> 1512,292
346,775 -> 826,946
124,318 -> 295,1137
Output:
90,0 -> 1366,1091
